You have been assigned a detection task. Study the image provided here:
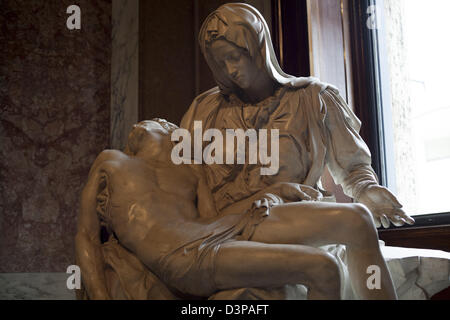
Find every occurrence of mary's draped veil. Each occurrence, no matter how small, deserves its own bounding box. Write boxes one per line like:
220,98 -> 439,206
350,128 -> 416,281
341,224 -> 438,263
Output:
198,3 -> 318,96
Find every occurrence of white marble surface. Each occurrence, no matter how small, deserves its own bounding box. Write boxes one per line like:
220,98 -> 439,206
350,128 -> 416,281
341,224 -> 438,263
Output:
324,242 -> 450,300
0,273 -> 76,300
381,245 -> 450,299
111,0 -> 139,150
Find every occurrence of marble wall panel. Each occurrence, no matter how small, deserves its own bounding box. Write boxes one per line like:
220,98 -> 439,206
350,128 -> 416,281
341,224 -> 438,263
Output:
0,273 -> 75,300
0,0 -> 111,272
111,0 -> 139,150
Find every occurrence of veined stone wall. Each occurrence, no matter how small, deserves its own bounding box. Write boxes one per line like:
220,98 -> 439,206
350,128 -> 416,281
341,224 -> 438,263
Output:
0,0 -> 111,272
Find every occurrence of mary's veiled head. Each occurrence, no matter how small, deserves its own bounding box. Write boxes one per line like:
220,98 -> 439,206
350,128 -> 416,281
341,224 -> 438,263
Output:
199,3 -> 312,95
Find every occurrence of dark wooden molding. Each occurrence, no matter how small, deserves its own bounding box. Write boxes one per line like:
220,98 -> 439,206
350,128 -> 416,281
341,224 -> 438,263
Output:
271,0 -> 310,77
347,0 -> 385,183
378,225 -> 450,252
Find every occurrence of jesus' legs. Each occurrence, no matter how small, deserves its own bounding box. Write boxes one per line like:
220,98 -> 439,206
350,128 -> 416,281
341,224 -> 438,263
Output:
249,202 -> 397,300
214,241 -> 341,300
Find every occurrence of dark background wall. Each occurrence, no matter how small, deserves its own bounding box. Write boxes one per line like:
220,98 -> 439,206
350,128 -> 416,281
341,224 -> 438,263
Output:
139,0 -> 197,126
0,0 -> 111,272
139,0 -> 276,125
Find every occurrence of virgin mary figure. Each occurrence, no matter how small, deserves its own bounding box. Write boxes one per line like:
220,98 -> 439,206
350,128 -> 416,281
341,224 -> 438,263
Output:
180,2 -> 415,299
182,2 -> 414,228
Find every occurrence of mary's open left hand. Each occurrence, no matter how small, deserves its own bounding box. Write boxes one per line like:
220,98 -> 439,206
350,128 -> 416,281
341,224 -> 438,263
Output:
357,185 -> 415,229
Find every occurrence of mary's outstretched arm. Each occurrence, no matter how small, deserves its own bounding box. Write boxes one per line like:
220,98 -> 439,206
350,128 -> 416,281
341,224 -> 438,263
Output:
322,87 -> 414,228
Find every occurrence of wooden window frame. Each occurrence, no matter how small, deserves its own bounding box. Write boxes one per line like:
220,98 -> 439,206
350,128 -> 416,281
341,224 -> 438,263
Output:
346,0 -> 450,252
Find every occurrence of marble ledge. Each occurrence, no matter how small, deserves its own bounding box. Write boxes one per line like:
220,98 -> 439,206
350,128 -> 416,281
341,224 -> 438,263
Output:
0,273 -> 76,300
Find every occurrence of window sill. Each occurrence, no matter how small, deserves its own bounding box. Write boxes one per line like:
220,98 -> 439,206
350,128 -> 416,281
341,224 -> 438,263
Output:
378,222 -> 450,252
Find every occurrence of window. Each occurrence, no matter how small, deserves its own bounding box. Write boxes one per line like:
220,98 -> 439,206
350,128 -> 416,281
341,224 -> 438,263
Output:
379,0 -> 450,217
356,0 -> 450,218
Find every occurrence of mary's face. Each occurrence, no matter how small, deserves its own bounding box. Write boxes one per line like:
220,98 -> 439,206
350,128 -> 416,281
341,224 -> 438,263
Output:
209,39 -> 259,90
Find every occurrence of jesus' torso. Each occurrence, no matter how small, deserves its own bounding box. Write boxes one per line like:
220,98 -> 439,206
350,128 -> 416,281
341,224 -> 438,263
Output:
97,153 -> 243,272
